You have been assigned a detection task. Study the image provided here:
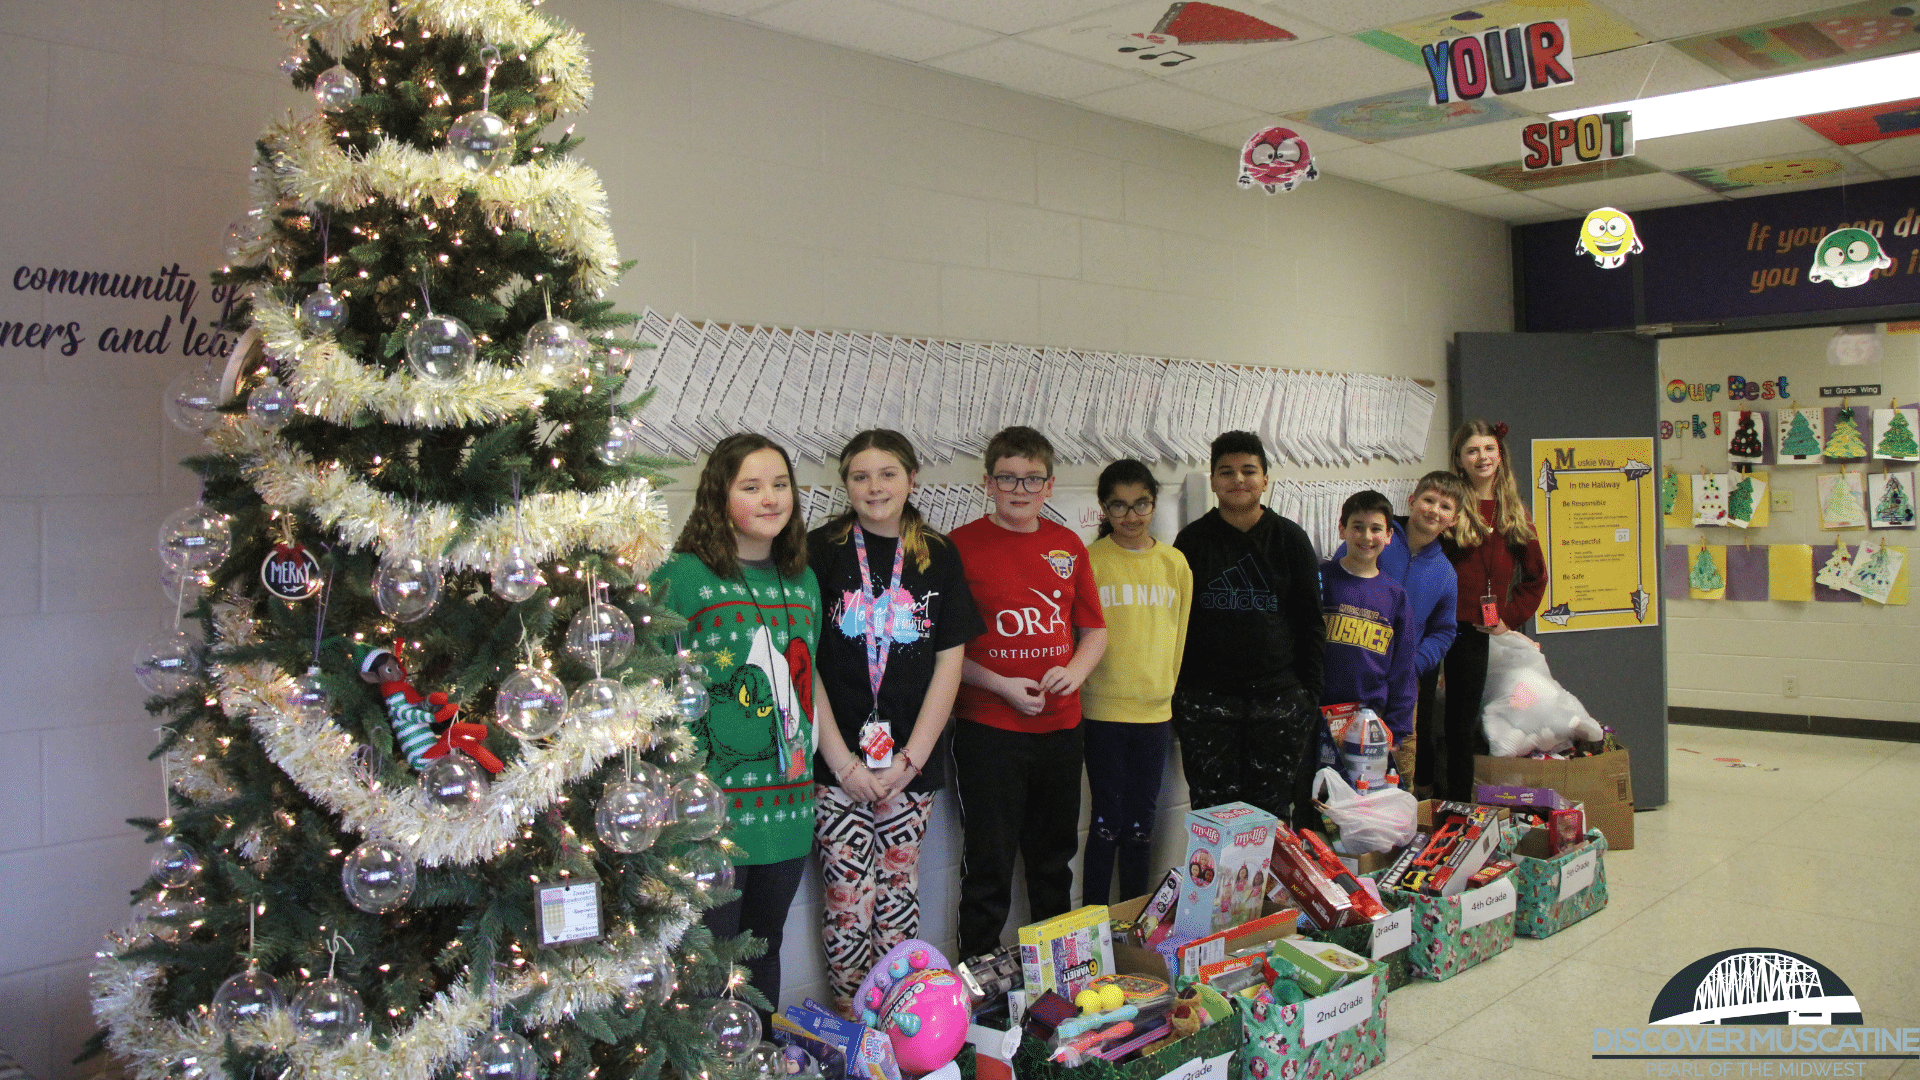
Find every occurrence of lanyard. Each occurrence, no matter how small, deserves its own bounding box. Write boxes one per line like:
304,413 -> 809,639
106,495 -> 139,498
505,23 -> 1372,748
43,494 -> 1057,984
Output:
852,526 -> 906,716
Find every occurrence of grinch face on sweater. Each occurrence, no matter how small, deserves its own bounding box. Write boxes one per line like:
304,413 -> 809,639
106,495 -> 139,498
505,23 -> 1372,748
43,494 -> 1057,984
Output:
699,624 -> 812,782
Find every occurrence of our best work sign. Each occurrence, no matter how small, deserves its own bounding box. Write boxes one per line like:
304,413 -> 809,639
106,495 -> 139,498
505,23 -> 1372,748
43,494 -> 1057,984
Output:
1518,175 -> 1920,331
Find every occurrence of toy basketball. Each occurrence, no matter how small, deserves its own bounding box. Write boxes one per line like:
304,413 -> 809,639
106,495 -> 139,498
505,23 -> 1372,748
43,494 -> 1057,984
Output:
854,939 -> 970,1076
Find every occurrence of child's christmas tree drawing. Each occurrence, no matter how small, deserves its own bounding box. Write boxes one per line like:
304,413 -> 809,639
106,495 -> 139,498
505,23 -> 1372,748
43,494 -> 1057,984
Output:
1661,466 -> 1679,514
1872,470 -> 1915,528
1877,407 -> 1919,461
1816,542 -> 1852,589
1842,538 -> 1905,604
1824,406 -> 1868,461
1728,411 -> 1764,462
1819,471 -> 1868,529
1689,547 -> 1725,592
1693,472 -> 1728,525
1727,474 -> 1761,527
1780,408 -> 1824,463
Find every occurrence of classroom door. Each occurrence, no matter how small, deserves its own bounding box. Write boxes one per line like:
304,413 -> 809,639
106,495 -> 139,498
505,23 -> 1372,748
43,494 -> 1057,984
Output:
1451,331 -> 1666,808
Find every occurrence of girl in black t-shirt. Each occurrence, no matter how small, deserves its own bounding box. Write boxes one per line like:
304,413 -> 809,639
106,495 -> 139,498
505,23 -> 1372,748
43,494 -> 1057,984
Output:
807,429 -> 984,1013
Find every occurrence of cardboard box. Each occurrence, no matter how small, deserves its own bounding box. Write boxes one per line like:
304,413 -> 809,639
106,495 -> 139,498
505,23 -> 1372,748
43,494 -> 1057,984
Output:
1375,869 -> 1518,982
1474,748 -> 1634,850
1510,828 -> 1609,938
1018,905 -> 1114,1001
1176,802 -> 1279,938
1236,961 -> 1389,1080
1111,895 -> 1298,983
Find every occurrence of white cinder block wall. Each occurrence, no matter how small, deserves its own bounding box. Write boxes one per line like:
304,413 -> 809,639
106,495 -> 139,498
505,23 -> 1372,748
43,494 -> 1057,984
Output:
1660,328 -> 1920,727
0,2 -> 1510,1074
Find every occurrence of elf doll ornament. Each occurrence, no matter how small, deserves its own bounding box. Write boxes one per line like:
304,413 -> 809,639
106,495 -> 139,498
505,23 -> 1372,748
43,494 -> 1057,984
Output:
356,645 -> 505,773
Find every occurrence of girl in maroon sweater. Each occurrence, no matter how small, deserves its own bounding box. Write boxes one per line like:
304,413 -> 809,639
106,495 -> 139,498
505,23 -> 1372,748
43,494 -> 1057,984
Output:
1438,420 -> 1546,799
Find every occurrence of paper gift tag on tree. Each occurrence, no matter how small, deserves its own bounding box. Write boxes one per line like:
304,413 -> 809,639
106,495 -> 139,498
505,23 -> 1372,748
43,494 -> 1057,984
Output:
1779,408 -> 1824,464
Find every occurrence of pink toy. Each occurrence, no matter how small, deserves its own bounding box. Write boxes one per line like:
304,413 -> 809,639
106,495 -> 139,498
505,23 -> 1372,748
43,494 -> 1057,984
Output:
1237,126 -> 1318,193
854,940 -> 970,1076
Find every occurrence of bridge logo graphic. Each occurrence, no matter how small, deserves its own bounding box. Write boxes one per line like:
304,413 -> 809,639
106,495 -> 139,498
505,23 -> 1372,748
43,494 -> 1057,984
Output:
1649,948 -> 1863,1026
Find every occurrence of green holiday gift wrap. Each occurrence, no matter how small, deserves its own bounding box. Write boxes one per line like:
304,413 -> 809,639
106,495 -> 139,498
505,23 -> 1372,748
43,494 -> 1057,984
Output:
1375,874 -> 1517,982
1236,961 -> 1388,1080
1510,829 -> 1609,938
1301,894 -> 1412,992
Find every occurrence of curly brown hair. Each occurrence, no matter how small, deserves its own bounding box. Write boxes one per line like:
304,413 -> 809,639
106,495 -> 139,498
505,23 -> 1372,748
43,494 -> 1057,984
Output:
673,433 -> 809,580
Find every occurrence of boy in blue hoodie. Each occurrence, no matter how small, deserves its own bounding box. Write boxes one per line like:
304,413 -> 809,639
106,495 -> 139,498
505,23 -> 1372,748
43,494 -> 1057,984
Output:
1331,472 -> 1465,793
1321,491 -> 1416,763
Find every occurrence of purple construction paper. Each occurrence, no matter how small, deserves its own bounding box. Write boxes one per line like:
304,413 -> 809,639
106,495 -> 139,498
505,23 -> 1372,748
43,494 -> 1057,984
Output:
1811,544 -> 1862,602
1823,406 -> 1870,462
1723,546 -> 1770,601
1663,545 -> 1690,599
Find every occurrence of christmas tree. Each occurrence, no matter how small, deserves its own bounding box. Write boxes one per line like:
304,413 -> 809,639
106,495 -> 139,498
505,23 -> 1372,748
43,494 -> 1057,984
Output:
1689,548 -> 1724,591
1877,475 -> 1915,526
89,5 -> 757,1079
1823,473 -> 1865,527
1825,407 -> 1868,459
1782,410 -> 1822,458
1846,541 -> 1900,599
1661,467 -> 1679,514
1879,410 -> 1918,458
1729,414 -> 1762,458
1817,542 -> 1852,588
1728,475 -> 1756,523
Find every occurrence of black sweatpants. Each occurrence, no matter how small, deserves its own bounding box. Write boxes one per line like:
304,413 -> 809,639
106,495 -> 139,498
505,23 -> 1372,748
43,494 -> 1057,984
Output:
953,720 -> 1085,959
703,854 -> 807,1015
1171,682 -> 1321,828
1439,624 -> 1492,800
1412,665 -> 1441,791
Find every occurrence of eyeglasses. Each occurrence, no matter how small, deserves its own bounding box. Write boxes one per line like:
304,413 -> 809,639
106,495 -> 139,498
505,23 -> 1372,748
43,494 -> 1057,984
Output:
990,474 -> 1050,493
1103,498 -> 1155,518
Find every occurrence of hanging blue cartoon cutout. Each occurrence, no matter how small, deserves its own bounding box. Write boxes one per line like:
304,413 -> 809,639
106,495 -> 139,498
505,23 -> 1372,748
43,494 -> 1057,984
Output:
1576,206 -> 1642,269
1238,125 -> 1317,193
1808,227 -> 1892,288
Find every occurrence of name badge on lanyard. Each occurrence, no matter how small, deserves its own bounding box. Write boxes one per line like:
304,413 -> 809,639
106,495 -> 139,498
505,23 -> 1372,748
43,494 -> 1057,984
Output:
854,528 -> 905,770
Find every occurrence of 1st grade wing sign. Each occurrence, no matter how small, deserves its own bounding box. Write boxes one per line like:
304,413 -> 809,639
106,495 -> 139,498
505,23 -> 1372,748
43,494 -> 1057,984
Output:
1532,437 -> 1659,633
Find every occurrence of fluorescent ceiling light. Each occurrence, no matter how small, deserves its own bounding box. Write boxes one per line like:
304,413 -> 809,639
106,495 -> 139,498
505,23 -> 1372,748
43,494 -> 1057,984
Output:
1549,50 -> 1920,140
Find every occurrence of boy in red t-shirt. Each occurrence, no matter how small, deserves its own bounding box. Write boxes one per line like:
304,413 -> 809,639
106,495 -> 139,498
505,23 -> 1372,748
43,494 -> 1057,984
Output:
950,426 -> 1108,958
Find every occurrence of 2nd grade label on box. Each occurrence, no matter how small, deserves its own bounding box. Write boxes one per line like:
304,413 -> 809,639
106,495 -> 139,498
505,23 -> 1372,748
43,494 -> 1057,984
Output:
1304,978 -> 1375,1046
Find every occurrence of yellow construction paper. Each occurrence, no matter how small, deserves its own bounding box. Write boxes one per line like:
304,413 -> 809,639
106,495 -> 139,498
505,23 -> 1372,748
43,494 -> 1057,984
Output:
1769,544 -> 1813,601
1687,543 -> 1727,600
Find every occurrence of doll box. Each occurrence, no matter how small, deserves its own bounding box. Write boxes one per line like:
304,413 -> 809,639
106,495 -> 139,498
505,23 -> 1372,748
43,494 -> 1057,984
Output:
1511,828 -> 1609,938
1236,960 -> 1389,1080
1175,803 -> 1279,939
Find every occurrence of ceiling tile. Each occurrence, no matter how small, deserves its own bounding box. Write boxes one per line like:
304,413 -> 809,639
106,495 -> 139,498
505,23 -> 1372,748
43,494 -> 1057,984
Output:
1527,170 -> 1719,210
887,0 -> 1137,36
1854,134 -> 1920,171
1260,0 -> 1477,35
1671,150 -> 1880,195
1075,80 -> 1264,133
930,38 -> 1147,98
1371,168 -> 1515,203
1606,0 -> 1904,54
1288,87 -> 1531,144
1020,1 -> 1332,78
1386,118 -> 1539,169
1503,43 -> 1728,116
1309,144 -> 1434,182
754,0 -> 997,62
1634,119 -> 1839,170
1356,0 -> 1650,66
1193,117 -> 1364,154
653,0 -> 789,16
1882,164 -> 1920,178
1166,35 -> 1426,114
1450,191 -> 1567,221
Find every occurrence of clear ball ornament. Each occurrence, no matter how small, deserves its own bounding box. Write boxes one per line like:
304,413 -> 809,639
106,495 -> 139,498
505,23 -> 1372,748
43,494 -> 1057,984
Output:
680,844 -> 735,895
599,415 -> 644,465
222,213 -> 262,265
491,547 -> 544,602
628,760 -> 674,822
150,835 -> 203,889
565,605 -> 636,670
288,666 -> 332,721
133,889 -> 205,942
313,65 -> 360,109
462,1029 -> 539,1080
448,109 -> 515,173
160,564 -> 211,606
157,504 -> 231,575
164,366 -> 225,434
134,628 -> 204,696
292,977 -> 366,1047
299,282 -> 349,333
602,343 -> 636,374
405,313 -> 476,382
494,667 -> 568,740
341,838 -> 416,913
740,1042 -> 786,1080
279,47 -> 306,77
523,317 -> 590,372
623,943 -> 679,1006
595,781 -> 664,854
705,999 -> 762,1063
569,677 -> 630,727
248,375 -> 298,429
420,753 -> 489,811
373,554 -> 442,623
673,674 -> 710,722
674,775 -> 728,840
212,967 -> 285,1029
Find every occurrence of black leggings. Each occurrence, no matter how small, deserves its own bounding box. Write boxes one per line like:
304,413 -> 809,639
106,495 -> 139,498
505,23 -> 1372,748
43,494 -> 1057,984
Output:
1082,719 -> 1171,905
1171,682 -> 1320,828
1439,624 -> 1491,800
703,854 -> 808,1015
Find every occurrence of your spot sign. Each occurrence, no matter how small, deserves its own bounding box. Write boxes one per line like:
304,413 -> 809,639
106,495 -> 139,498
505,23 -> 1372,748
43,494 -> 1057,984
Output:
1423,20 -> 1575,105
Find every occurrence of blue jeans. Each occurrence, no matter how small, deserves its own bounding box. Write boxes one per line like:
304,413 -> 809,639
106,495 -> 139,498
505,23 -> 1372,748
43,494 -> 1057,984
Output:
1081,719 -> 1171,905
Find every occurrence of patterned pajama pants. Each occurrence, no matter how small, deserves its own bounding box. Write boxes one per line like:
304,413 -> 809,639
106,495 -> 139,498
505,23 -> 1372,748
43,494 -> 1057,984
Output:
814,783 -> 937,1004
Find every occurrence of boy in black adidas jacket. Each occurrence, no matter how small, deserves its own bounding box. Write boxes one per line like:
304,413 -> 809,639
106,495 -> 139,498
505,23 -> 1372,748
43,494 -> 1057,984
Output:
1172,431 -> 1326,826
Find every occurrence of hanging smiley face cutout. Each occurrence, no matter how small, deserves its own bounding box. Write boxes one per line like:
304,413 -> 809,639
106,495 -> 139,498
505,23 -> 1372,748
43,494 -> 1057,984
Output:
1808,227 -> 1893,288
1238,125 -> 1317,193
1576,207 -> 1643,269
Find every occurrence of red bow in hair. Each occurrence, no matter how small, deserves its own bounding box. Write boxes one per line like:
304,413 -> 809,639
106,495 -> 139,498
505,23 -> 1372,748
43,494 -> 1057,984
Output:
1491,422 -> 1510,441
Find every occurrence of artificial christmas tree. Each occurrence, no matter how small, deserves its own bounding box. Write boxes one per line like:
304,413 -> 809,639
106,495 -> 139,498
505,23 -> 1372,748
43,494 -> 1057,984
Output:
1878,409 -> 1918,459
1781,409 -> 1822,460
1824,407 -> 1868,460
1689,547 -> 1724,592
88,5 -> 758,1079
1728,413 -> 1763,460
1875,473 -> 1915,527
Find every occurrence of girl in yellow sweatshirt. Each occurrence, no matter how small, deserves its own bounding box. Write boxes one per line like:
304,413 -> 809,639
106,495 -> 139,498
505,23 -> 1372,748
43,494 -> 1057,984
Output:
1081,459 -> 1193,904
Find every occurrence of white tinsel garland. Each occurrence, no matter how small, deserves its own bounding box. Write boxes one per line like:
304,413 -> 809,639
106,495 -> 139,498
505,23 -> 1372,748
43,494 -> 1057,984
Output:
262,112 -> 621,295
274,0 -> 593,117
249,295 -> 589,429
208,422 -> 672,572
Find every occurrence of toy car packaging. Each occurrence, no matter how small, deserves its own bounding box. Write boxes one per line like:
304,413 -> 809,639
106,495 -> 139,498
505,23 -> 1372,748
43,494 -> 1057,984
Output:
1174,802 -> 1278,938
1380,802 -> 1499,897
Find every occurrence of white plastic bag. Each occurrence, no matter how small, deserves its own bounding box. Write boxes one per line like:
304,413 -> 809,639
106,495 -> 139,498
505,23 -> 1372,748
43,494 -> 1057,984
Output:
1479,632 -> 1605,757
1313,767 -> 1418,855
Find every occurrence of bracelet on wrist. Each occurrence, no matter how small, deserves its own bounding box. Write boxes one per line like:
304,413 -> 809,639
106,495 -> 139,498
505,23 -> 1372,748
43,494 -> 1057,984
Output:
898,749 -> 920,776
835,760 -> 859,781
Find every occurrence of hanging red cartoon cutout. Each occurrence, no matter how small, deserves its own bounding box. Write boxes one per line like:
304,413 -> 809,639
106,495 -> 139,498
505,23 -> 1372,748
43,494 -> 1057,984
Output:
1238,126 -> 1317,193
